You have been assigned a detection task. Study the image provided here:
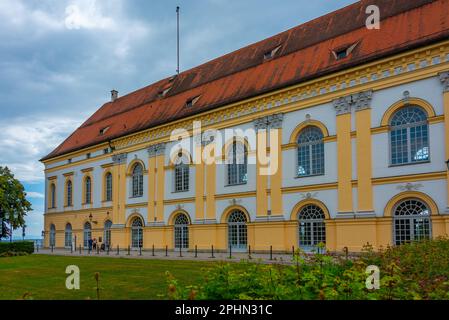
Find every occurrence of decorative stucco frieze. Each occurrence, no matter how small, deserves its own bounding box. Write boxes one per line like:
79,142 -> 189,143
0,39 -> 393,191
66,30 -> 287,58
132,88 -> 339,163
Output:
147,142 -> 166,157
112,153 -> 127,165
439,71 -> 449,92
333,95 -> 352,115
352,90 -> 373,111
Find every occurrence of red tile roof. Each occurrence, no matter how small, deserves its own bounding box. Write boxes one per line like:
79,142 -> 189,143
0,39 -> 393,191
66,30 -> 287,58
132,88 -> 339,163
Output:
41,0 -> 449,161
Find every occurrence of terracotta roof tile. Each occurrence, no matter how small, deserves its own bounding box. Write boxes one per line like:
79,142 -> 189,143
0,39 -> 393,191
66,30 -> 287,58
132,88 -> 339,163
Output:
42,0 -> 449,161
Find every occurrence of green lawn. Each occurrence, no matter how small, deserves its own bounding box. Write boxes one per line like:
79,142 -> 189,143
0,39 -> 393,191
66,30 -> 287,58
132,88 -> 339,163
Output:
0,255 -> 216,300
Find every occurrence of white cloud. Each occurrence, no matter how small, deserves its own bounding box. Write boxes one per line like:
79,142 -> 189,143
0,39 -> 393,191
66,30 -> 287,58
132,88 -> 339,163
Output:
64,0 -> 115,30
0,116 -> 82,183
26,192 -> 45,199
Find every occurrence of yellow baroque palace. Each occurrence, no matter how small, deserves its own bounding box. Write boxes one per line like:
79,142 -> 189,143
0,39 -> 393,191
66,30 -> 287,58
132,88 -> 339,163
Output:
41,0 -> 449,252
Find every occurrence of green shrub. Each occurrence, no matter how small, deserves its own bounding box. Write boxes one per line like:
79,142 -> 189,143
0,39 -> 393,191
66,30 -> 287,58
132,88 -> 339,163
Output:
0,241 -> 34,255
164,238 -> 449,300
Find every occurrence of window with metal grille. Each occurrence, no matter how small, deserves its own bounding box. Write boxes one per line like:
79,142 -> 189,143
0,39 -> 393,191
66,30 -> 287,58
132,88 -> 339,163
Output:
174,214 -> 189,249
298,204 -> 326,248
65,223 -> 72,248
49,224 -> 56,247
83,222 -> 91,248
105,172 -> 112,201
85,177 -> 92,204
227,141 -> 248,185
297,126 -> 325,177
131,218 -> 143,248
228,210 -> 247,251
390,106 -> 429,165
393,199 -> 431,245
104,220 -> 112,248
66,180 -> 73,207
174,153 -> 189,192
132,164 -> 144,197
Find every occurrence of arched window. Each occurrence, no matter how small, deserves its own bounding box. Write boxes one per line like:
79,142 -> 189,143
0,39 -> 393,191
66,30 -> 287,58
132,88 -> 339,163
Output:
131,217 -> 143,248
174,214 -> 189,249
227,210 -> 247,251
49,224 -> 56,247
85,177 -> 92,204
132,164 -> 143,197
393,199 -> 431,245
65,223 -> 72,248
50,184 -> 56,208
66,180 -> 73,207
174,153 -> 190,192
297,126 -> 324,177
83,222 -> 92,248
227,141 -> 248,185
298,204 -> 326,249
104,220 -> 112,248
390,106 -> 429,165
105,172 -> 112,201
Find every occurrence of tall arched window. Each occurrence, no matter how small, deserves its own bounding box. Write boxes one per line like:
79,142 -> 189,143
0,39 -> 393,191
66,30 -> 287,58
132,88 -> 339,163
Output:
228,210 -> 247,251
50,184 -> 56,208
390,106 -> 429,165
298,204 -> 326,249
104,220 -> 112,248
131,217 -> 143,248
227,141 -> 248,185
83,222 -> 92,248
297,126 -> 324,177
49,224 -> 56,247
174,153 -> 190,192
105,172 -> 113,201
65,223 -> 72,248
132,164 -> 143,197
174,214 -> 189,249
66,180 -> 73,207
85,177 -> 92,204
393,199 -> 431,245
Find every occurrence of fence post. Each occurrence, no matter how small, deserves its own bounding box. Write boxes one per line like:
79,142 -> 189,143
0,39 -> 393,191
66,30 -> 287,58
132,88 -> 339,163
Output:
179,246 -> 182,257
195,245 -> 197,258
79,245 -> 82,254
211,245 -> 215,258
270,245 -> 273,261
139,246 -> 142,256
97,246 -> 100,255
229,245 -> 232,259
127,245 -> 130,256
292,245 -> 295,258
36,243 -> 39,253
152,244 -> 155,257
343,246 -> 349,260
70,244 -> 73,254
51,245 -> 54,253
165,245 -> 168,257
248,245 -> 251,260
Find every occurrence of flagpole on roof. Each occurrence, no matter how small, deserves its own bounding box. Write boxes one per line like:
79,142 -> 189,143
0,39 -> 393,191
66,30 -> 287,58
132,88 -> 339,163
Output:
176,6 -> 180,75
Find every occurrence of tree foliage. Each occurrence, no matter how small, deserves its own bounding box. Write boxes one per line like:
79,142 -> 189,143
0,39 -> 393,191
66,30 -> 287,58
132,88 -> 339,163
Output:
0,166 -> 32,240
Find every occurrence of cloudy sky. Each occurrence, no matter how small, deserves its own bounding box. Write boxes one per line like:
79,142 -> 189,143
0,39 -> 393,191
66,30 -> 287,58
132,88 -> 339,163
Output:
0,0 -> 356,238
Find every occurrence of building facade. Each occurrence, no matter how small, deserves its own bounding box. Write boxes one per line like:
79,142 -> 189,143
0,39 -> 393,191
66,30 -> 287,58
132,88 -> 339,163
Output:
41,0 -> 449,252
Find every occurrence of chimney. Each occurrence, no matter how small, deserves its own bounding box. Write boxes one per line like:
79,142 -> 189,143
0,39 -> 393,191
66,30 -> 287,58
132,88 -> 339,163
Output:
111,90 -> 118,102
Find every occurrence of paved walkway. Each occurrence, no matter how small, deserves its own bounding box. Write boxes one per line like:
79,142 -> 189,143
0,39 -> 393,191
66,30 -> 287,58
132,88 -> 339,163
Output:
35,247 -> 298,264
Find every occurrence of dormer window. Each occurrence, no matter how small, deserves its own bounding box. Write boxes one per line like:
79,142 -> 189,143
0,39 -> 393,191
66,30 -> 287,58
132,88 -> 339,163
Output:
99,126 -> 110,136
158,86 -> 172,98
264,45 -> 282,60
186,95 -> 201,108
332,42 -> 359,60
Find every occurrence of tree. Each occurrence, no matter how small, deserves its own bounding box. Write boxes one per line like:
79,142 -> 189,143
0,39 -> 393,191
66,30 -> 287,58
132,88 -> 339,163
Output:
0,166 -> 32,241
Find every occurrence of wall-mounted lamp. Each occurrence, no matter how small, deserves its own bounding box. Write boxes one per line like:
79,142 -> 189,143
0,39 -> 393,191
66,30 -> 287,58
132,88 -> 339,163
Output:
89,213 -> 98,225
446,159 -> 449,171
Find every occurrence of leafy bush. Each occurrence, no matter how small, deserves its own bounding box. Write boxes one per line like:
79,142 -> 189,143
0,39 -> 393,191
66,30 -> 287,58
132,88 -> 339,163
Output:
164,238 -> 449,300
0,241 -> 34,256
